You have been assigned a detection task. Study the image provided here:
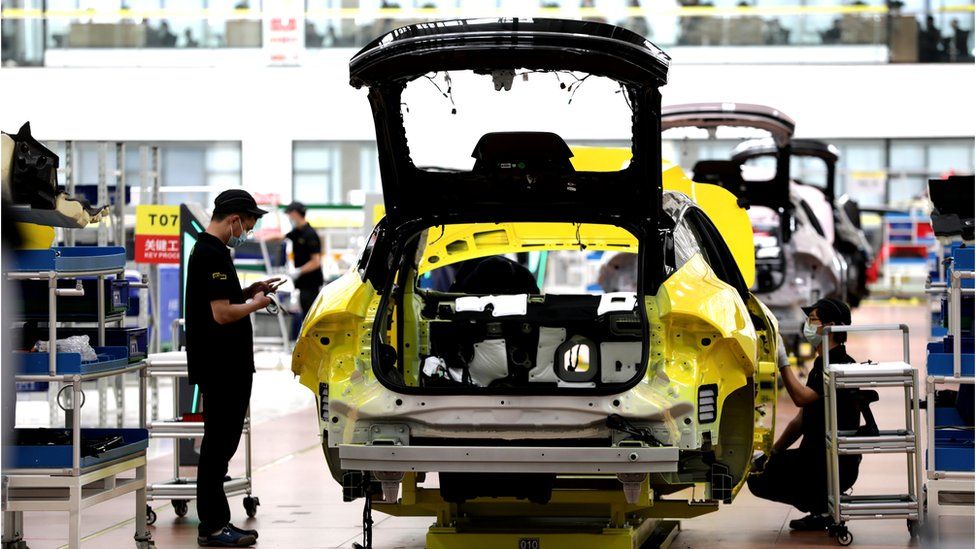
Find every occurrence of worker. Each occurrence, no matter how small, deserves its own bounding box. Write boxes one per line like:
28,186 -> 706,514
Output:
186,189 -> 279,547
747,297 -> 862,531
284,201 -> 324,324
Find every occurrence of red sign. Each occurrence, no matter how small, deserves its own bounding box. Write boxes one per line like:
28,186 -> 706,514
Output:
135,234 -> 180,264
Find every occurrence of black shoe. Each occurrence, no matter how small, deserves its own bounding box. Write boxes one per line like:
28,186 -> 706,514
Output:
197,526 -> 256,547
228,523 -> 259,540
789,514 -> 833,531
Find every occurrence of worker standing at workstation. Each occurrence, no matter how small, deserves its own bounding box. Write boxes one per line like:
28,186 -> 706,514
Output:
185,189 -> 280,548
747,298 -> 862,532
284,201 -> 325,325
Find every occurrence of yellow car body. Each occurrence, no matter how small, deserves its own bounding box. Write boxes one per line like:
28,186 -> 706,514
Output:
290,17 -> 778,524
292,154 -> 779,515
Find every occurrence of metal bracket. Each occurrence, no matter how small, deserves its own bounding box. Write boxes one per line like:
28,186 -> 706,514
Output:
617,472 -> 647,504
367,423 -> 410,446
373,471 -> 405,503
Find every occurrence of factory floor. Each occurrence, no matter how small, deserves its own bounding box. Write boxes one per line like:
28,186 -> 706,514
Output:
9,302 -> 974,548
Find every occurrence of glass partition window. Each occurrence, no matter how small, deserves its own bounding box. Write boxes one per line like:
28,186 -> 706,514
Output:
293,141 -> 379,205
2,0 -> 264,66
661,137 -> 975,208
4,1 -> 972,66
296,138 -> 973,210
42,141 -> 242,207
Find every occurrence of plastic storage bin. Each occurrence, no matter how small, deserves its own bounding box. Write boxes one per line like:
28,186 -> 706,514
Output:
18,278 -> 130,320
5,428 -> 149,469
21,326 -> 147,363
15,346 -> 129,376
11,246 -> 126,273
926,336 -> 975,377
933,429 -> 975,472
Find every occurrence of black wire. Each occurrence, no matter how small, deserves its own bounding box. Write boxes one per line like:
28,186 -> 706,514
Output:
575,223 -> 587,251
606,413 -> 664,447
566,74 -> 592,105
361,473 -> 374,549
351,472 -> 373,549
422,72 -> 457,114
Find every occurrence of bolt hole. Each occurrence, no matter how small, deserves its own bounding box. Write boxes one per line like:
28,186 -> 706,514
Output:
320,337 -> 330,345
395,399 -> 403,406
420,402 -> 426,406
612,399 -> 620,407
684,417 -> 692,425
588,402 -> 594,407
701,338 -> 711,346
331,416 -> 339,423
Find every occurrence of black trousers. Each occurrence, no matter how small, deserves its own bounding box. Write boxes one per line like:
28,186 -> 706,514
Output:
292,286 -> 321,340
747,446 -> 860,515
197,374 -> 253,536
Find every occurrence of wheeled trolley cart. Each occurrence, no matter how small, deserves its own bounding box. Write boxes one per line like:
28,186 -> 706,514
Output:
143,351 -> 258,524
3,255 -> 154,549
924,267 -> 975,537
822,324 -> 924,546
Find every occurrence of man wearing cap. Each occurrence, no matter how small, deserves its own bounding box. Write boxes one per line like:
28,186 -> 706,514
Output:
747,297 -> 862,532
186,189 -> 278,547
283,201 -> 324,325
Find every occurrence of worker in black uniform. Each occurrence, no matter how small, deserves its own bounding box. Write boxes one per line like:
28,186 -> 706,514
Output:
284,201 -> 324,324
747,297 -> 862,531
186,189 -> 279,547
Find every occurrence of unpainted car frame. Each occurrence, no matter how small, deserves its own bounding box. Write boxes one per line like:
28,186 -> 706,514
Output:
290,19 -> 780,528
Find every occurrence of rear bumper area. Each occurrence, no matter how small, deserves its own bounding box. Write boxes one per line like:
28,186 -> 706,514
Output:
339,445 -> 679,474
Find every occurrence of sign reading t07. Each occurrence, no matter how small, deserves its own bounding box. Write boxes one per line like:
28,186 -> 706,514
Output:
135,205 -> 180,264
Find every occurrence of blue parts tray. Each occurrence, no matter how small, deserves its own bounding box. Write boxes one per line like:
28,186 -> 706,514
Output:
16,346 -> 129,376
11,246 -> 126,273
933,428 -> 975,472
18,278 -> 130,320
927,337 -> 975,377
5,428 -> 149,469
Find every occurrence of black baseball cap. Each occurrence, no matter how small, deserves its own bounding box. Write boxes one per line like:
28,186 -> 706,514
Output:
802,298 -> 852,325
213,189 -> 268,218
284,201 -> 307,216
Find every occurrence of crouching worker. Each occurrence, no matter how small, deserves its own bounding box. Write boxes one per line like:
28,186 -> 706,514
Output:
748,298 -> 862,531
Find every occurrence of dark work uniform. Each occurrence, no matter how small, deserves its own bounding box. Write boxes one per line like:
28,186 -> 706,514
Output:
747,345 -> 862,514
185,232 -> 255,536
286,223 -> 324,317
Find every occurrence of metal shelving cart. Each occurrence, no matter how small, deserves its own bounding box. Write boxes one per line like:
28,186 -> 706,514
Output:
924,266 -> 975,535
822,324 -> 924,546
142,322 -> 258,524
2,256 -> 154,549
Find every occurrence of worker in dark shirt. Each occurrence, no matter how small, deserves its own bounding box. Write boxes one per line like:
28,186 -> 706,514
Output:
186,189 -> 279,547
747,298 -> 862,531
284,202 -> 324,323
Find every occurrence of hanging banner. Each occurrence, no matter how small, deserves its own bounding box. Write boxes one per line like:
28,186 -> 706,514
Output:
135,204 -> 180,263
264,0 -> 304,66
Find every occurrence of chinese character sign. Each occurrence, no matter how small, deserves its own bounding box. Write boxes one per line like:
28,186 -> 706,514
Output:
135,205 -> 180,264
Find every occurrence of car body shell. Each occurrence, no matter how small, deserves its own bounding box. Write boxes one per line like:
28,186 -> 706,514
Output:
290,19 -> 778,519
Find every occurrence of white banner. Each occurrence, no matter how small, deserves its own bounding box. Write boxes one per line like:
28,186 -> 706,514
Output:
263,0 -> 304,66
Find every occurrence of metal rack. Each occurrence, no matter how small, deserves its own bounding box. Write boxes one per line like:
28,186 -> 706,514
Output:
822,324 -> 924,546
876,211 -> 935,297
924,268 -> 975,534
2,266 -> 154,549
142,323 -> 258,524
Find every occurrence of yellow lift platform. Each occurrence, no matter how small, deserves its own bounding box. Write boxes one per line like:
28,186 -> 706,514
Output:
372,473 -> 719,549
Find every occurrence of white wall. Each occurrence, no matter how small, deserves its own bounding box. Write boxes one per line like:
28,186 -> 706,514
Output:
0,49 -> 973,200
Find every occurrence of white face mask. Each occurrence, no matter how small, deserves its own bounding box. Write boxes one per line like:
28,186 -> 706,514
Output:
803,318 -> 823,348
228,218 -> 249,248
